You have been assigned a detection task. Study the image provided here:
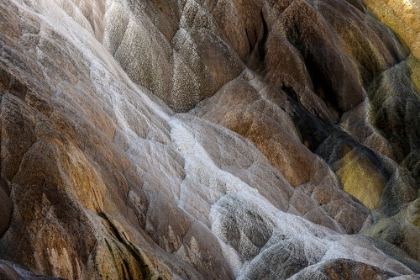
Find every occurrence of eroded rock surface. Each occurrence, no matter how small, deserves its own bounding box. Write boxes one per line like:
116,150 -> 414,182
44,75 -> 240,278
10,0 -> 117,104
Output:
0,0 -> 420,279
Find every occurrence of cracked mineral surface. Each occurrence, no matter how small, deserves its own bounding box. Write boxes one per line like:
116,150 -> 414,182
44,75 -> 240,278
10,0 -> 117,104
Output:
0,0 -> 420,279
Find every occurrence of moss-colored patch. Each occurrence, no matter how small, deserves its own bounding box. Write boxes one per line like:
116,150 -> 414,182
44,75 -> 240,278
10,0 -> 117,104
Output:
335,149 -> 387,209
407,54 -> 420,95
409,199 -> 420,227
410,214 -> 420,227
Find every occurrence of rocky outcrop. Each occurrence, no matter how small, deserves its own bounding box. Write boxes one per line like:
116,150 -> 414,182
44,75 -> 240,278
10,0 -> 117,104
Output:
0,0 -> 420,279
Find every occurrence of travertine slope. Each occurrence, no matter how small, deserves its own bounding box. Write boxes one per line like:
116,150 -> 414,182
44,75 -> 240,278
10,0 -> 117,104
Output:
0,0 -> 420,279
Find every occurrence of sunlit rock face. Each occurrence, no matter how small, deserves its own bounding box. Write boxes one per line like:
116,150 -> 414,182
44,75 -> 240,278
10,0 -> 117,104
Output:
0,0 -> 420,279
362,0 -> 420,93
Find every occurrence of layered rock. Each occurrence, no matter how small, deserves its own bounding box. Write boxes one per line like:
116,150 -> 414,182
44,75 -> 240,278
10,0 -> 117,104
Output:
0,0 -> 419,279
362,0 -> 420,93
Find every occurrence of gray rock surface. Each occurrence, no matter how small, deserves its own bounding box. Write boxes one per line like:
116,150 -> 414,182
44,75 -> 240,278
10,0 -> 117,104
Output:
0,0 -> 420,279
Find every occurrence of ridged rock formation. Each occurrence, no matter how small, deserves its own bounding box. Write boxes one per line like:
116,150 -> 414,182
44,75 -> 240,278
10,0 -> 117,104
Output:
0,0 -> 420,279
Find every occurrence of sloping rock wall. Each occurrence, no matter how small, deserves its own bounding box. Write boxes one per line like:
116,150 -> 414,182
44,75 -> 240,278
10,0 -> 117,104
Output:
0,0 -> 419,279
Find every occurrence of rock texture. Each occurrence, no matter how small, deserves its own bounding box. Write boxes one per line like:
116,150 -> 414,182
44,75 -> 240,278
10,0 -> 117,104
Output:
0,0 -> 420,279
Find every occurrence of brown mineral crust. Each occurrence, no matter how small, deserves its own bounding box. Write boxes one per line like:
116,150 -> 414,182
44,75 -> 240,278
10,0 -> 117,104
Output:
1,0 -> 420,279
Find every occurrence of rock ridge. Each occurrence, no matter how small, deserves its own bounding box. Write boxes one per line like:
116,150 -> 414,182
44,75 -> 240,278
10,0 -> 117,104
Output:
0,0 -> 419,279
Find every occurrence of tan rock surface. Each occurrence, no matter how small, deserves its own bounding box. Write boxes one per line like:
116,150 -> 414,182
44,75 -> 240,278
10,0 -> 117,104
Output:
0,0 -> 420,279
363,0 -> 420,94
